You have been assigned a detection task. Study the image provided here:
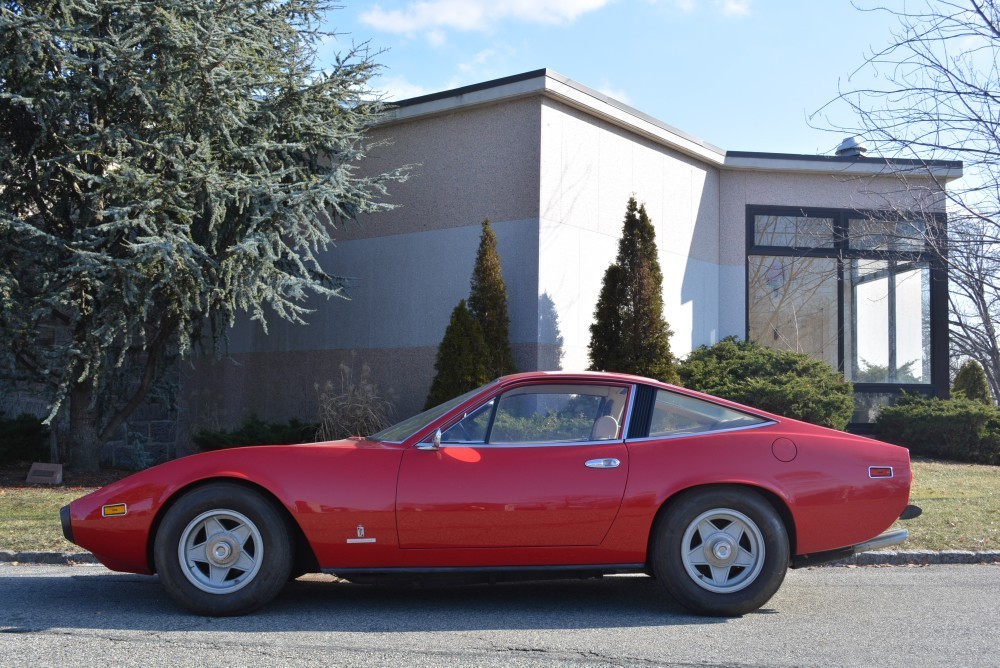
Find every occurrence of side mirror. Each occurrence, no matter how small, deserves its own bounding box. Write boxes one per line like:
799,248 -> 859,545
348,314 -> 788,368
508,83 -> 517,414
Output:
417,428 -> 442,451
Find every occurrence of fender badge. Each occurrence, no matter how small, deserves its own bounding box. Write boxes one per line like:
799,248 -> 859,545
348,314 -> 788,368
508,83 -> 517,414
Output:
346,524 -> 376,544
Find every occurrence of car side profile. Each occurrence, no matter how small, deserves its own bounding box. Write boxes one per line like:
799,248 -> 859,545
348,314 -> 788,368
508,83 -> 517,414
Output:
61,371 -> 919,616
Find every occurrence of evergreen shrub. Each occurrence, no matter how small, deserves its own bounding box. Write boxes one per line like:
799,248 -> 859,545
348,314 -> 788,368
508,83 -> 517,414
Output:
193,416 -> 315,451
952,359 -> 992,405
424,300 -> 491,409
469,219 -> 517,378
588,197 -> 679,383
679,337 -> 854,430
875,394 -> 1000,465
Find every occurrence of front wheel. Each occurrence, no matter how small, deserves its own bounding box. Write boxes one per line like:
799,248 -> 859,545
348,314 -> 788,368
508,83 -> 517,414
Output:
651,487 -> 789,616
154,483 -> 293,615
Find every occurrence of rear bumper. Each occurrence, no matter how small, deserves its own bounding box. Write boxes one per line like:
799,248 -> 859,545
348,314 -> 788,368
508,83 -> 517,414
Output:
790,503 -> 921,569
790,529 -> 909,569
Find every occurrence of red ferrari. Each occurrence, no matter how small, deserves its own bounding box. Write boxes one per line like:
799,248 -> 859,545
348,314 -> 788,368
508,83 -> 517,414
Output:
61,371 -> 920,617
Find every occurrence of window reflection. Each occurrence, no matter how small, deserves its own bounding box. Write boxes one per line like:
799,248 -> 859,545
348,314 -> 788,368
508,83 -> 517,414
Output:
845,260 -> 930,383
754,215 -> 835,248
848,218 -> 926,252
747,255 -> 839,369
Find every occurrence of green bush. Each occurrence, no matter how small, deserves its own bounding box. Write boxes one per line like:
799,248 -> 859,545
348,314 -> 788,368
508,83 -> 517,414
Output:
193,416 -> 316,451
589,197 -> 679,383
875,394 -> 1000,465
678,337 -> 854,430
0,413 -> 49,464
952,359 -> 992,405
424,299 -> 490,409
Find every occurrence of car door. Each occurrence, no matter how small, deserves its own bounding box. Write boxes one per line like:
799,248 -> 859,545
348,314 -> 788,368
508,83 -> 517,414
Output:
395,383 -> 630,548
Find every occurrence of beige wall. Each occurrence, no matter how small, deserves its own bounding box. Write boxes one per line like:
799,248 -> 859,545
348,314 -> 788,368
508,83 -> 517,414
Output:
344,96 -> 543,240
538,98 -> 722,368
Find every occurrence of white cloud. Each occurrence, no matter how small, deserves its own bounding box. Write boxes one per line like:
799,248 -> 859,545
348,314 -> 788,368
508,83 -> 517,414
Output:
361,0 -> 612,36
647,0 -> 751,17
374,75 -> 434,101
597,84 -> 632,104
458,49 -> 498,73
714,0 -> 750,17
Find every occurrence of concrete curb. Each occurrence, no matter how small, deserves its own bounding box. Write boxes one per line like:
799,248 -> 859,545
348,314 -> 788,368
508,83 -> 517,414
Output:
0,551 -> 98,565
826,550 -> 1000,567
1,550 -> 998,567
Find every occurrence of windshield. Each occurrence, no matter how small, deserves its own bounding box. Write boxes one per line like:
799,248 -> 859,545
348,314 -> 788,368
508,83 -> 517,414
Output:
369,382 -> 496,442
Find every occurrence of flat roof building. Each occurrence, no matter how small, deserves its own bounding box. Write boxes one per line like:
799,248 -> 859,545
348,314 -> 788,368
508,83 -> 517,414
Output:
180,69 -> 961,449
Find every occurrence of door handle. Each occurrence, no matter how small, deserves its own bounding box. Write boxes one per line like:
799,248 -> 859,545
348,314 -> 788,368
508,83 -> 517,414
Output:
585,458 -> 621,469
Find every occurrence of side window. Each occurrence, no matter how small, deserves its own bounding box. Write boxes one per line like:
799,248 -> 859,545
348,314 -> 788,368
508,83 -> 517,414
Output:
650,390 -> 768,437
488,384 -> 628,444
441,399 -> 494,444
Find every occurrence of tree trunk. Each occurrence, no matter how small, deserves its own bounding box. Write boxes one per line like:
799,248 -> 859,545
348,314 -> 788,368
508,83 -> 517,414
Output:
68,383 -> 104,472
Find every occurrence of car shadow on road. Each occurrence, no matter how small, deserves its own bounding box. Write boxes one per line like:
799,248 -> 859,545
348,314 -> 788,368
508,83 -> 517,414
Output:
0,571 -> 783,633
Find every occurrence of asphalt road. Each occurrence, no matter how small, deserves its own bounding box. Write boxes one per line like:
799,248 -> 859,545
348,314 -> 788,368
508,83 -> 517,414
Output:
1,563 -> 996,667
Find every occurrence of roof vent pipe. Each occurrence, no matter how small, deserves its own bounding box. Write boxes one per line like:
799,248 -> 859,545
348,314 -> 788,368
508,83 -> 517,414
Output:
835,136 -> 868,157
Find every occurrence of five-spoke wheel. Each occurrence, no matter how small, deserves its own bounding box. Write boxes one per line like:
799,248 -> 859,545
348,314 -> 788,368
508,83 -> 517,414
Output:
652,487 -> 789,616
178,509 -> 265,594
154,483 -> 293,615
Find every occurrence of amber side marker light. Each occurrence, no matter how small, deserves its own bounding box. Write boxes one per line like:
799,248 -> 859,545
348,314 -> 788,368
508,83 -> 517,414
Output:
102,503 -> 128,517
869,466 -> 894,478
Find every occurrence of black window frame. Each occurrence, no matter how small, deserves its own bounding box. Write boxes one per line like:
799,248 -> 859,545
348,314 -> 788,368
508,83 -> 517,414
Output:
745,205 -> 949,429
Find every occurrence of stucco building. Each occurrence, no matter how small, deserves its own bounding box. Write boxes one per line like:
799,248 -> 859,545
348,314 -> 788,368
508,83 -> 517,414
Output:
181,69 -> 960,446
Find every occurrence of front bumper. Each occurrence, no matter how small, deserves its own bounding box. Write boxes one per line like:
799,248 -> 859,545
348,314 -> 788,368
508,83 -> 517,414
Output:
790,504 -> 921,569
60,504 -> 76,545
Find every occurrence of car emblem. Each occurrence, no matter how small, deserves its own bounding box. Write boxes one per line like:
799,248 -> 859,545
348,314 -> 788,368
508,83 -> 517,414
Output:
346,524 -> 376,544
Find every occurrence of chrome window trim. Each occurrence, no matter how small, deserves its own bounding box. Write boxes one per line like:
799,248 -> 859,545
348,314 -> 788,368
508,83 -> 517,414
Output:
431,381 -> 632,449
620,383 -> 637,439
625,419 -> 778,443
421,438 -> 627,449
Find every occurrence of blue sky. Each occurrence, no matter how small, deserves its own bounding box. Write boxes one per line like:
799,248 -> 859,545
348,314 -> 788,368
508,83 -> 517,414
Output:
316,1 -> 905,156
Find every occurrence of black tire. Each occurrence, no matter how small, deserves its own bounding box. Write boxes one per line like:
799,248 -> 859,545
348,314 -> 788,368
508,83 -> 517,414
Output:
651,486 -> 789,616
153,483 -> 293,616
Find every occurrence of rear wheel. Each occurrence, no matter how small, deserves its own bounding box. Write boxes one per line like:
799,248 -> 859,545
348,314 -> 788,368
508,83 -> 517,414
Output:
651,487 -> 789,616
154,483 -> 293,615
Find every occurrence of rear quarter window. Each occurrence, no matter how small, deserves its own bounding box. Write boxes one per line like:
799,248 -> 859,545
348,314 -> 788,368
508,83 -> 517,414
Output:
650,390 -> 768,437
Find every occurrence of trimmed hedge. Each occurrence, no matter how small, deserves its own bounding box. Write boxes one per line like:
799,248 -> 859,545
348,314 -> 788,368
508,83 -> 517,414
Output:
875,394 -> 1000,465
0,414 -> 49,465
679,337 -> 854,430
193,416 -> 316,451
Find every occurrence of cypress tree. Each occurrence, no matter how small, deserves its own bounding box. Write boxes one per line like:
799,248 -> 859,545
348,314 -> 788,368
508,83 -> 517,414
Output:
953,359 -> 992,405
468,219 -> 517,378
588,197 -> 679,383
424,301 -> 491,409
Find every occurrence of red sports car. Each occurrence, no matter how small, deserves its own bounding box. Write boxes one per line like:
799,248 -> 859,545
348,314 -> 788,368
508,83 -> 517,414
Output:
61,371 -> 920,617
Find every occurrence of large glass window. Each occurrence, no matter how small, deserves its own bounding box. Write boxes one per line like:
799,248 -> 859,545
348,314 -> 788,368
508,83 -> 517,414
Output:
845,260 -> 931,383
747,207 -> 945,427
748,255 -> 839,369
754,214 -> 835,249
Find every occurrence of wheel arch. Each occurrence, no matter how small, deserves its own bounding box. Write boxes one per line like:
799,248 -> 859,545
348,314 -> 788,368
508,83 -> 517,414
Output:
645,483 -> 797,565
145,477 -> 320,576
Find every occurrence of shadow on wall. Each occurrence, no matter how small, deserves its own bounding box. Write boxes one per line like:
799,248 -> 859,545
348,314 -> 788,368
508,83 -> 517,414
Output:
537,292 -> 565,371
679,172 -> 723,353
